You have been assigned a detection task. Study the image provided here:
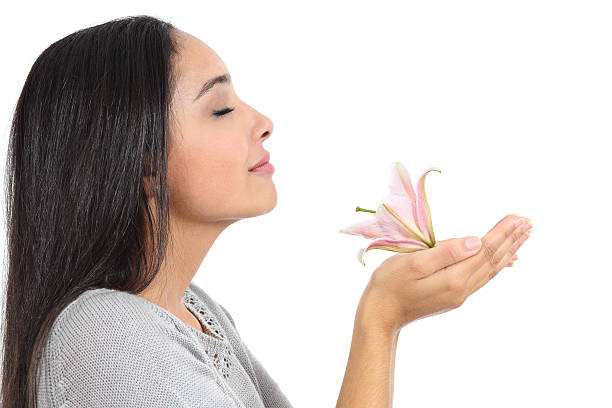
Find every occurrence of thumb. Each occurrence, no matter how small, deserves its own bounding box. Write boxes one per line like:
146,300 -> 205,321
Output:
410,236 -> 481,279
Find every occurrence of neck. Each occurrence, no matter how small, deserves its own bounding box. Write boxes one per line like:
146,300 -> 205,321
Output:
136,205 -> 237,316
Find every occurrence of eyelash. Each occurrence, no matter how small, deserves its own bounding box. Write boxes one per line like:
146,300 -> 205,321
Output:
212,106 -> 235,117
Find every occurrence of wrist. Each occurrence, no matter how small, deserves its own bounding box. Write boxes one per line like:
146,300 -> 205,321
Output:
354,283 -> 401,340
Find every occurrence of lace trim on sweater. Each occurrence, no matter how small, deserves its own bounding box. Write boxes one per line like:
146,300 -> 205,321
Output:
183,289 -> 235,380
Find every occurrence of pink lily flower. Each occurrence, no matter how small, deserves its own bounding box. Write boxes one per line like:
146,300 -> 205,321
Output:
339,163 -> 442,266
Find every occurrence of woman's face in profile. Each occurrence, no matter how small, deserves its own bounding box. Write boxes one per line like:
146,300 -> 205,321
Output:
164,30 -> 276,224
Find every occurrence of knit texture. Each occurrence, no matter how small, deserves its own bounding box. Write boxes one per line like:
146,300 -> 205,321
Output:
35,282 -> 293,408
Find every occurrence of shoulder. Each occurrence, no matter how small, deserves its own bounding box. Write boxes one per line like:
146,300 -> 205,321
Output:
38,288 -> 239,407
42,288 -> 175,379
48,288 -> 169,346
53,287 -> 152,325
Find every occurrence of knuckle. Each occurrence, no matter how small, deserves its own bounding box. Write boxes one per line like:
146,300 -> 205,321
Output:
511,226 -> 524,242
488,263 -> 503,279
449,243 -> 465,261
511,233 -> 525,252
491,252 -> 504,266
451,292 -> 466,308
509,240 -> 521,254
446,274 -> 466,294
409,256 -> 427,274
370,265 -> 388,289
481,240 -> 498,266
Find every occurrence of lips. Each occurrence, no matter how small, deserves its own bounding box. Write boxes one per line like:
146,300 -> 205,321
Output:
248,151 -> 270,171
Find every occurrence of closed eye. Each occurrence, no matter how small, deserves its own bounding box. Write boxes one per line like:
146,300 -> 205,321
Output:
213,107 -> 235,117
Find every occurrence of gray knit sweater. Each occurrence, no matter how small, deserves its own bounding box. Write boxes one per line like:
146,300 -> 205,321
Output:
35,282 -> 293,407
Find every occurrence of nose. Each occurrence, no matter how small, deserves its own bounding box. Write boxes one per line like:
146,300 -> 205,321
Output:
253,112 -> 273,143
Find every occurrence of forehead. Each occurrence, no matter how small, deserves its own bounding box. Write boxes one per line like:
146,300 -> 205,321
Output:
173,30 -> 229,94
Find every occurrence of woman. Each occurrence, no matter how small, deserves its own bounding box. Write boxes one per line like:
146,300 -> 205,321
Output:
1,15 -> 532,408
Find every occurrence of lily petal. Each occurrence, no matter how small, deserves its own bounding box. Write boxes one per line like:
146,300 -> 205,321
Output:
388,162 -> 422,243
358,237 -> 430,266
389,162 -> 417,200
339,219 -> 384,239
375,200 -> 427,243
415,167 -> 441,245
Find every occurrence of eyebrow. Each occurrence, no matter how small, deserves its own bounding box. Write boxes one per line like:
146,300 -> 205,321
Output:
193,73 -> 232,102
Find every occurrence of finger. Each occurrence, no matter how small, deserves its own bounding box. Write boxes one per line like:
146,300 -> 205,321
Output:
486,225 -> 529,277
507,253 -> 518,267
407,236 -> 484,280
466,219 -> 532,289
508,253 -> 518,266
415,214 -> 525,297
468,231 -> 530,296
464,215 -> 531,284
467,227 -> 531,294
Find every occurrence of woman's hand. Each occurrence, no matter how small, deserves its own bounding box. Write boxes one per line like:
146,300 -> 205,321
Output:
357,214 -> 533,335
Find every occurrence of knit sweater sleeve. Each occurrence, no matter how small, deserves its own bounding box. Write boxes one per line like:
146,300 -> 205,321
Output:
37,291 -> 240,408
217,303 -> 294,408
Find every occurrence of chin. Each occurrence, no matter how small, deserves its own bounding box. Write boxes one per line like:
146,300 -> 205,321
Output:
259,189 -> 278,215
248,188 -> 278,217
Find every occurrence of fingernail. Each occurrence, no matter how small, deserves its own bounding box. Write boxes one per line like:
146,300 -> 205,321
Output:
514,217 -> 525,228
465,237 -> 481,251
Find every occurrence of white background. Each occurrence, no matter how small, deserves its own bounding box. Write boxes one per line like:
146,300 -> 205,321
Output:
2,1 -> 611,407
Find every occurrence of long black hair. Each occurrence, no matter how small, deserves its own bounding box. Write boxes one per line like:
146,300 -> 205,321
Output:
1,15 -> 181,407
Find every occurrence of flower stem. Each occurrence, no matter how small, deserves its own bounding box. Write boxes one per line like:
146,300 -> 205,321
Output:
355,206 -> 376,213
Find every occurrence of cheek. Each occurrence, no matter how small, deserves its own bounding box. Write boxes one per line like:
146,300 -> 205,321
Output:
168,138 -> 248,217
